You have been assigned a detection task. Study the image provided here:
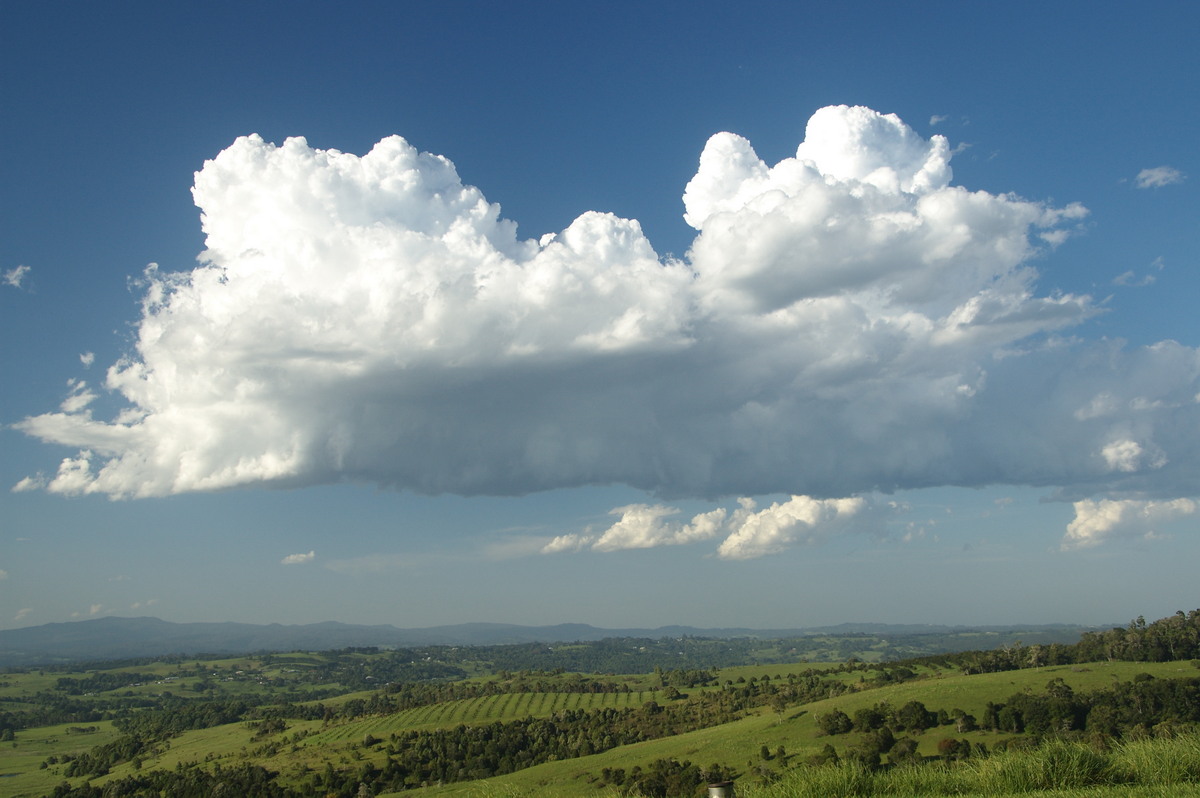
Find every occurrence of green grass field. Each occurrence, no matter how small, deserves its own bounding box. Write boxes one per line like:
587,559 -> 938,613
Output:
4,649 -> 1199,798
736,734 -> 1200,798
0,722 -> 121,798
397,660 -> 1197,798
402,732 -> 1200,798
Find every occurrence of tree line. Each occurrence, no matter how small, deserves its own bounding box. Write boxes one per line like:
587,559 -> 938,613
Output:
922,611 -> 1200,676
815,670 -> 1200,769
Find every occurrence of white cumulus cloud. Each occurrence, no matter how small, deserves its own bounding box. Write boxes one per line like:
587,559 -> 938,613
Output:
1101,439 -> 1165,473
543,494 -> 875,559
13,106 -> 1200,513
1063,498 -> 1197,549
541,533 -> 595,554
716,496 -> 867,559
281,550 -> 315,565
1135,166 -> 1185,189
591,504 -> 727,552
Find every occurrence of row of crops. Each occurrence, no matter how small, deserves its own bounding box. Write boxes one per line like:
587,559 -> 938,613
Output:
307,690 -> 663,743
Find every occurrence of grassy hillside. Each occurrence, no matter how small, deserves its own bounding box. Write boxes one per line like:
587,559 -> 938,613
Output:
406,661 -> 1196,797
5,613 -> 1200,797
6,660 -> 1198,796
0,722 -> 122,798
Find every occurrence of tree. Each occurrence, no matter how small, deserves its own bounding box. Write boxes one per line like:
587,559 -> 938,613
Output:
817,709 -> 853,735
888,737 -> 920,765
937,737 -> 970,760
853,705 -> 888,731
896,700 -> 933,732
954,711 -> 977,733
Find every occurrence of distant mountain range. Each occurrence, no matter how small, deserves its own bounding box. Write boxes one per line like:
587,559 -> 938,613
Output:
0,616 -> 1093,667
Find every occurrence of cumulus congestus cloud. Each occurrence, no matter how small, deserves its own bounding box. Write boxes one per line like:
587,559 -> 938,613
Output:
13,106 -> 1200,514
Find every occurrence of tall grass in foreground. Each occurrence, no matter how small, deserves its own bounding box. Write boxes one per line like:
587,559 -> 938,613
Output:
739,734 -> 1200,797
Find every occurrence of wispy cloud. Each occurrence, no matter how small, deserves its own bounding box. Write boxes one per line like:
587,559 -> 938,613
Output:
59,379 -> 97,413
281,550 -> 315,565
1114,256 -> 1165,287
1135,166 -> 1185,189
14,608 -> 32,623
3,264 -> 31,289
72,603 -> 107,618
1112,271 -> 1153,287
11,475 -> 45,492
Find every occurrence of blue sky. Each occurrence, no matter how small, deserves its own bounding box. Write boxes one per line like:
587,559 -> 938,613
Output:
2,1 -> 1197,633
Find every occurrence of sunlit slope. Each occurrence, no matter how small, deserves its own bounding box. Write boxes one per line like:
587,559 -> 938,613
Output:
17,658 -> 1197,798
402,660 -> 1196,798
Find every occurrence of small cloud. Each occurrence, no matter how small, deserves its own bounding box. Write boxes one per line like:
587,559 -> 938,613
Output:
541,503 -> 727,554
1135,166 -> 1185,189
717,496 -> 868,560
73,603 -> 107,618
929,114 -> 948,126
12,475 -> 46,492
544,494 -> 876,560
541,533 -> 595,554
280,550 -> 315,565
1101,439 -> 1166,473
1114,256 -> 1165,287
1063,497 -> 1196,549
3,264 -> 31,288
130,598 -> 158,610
59,380 -> 97,413
1113,270 -> 1155,287
14,608 -> 33,622
1039,229 -> 1071,247
0,569 -> 8,580
80,352 -> 95,368
592,504 -> 726,552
